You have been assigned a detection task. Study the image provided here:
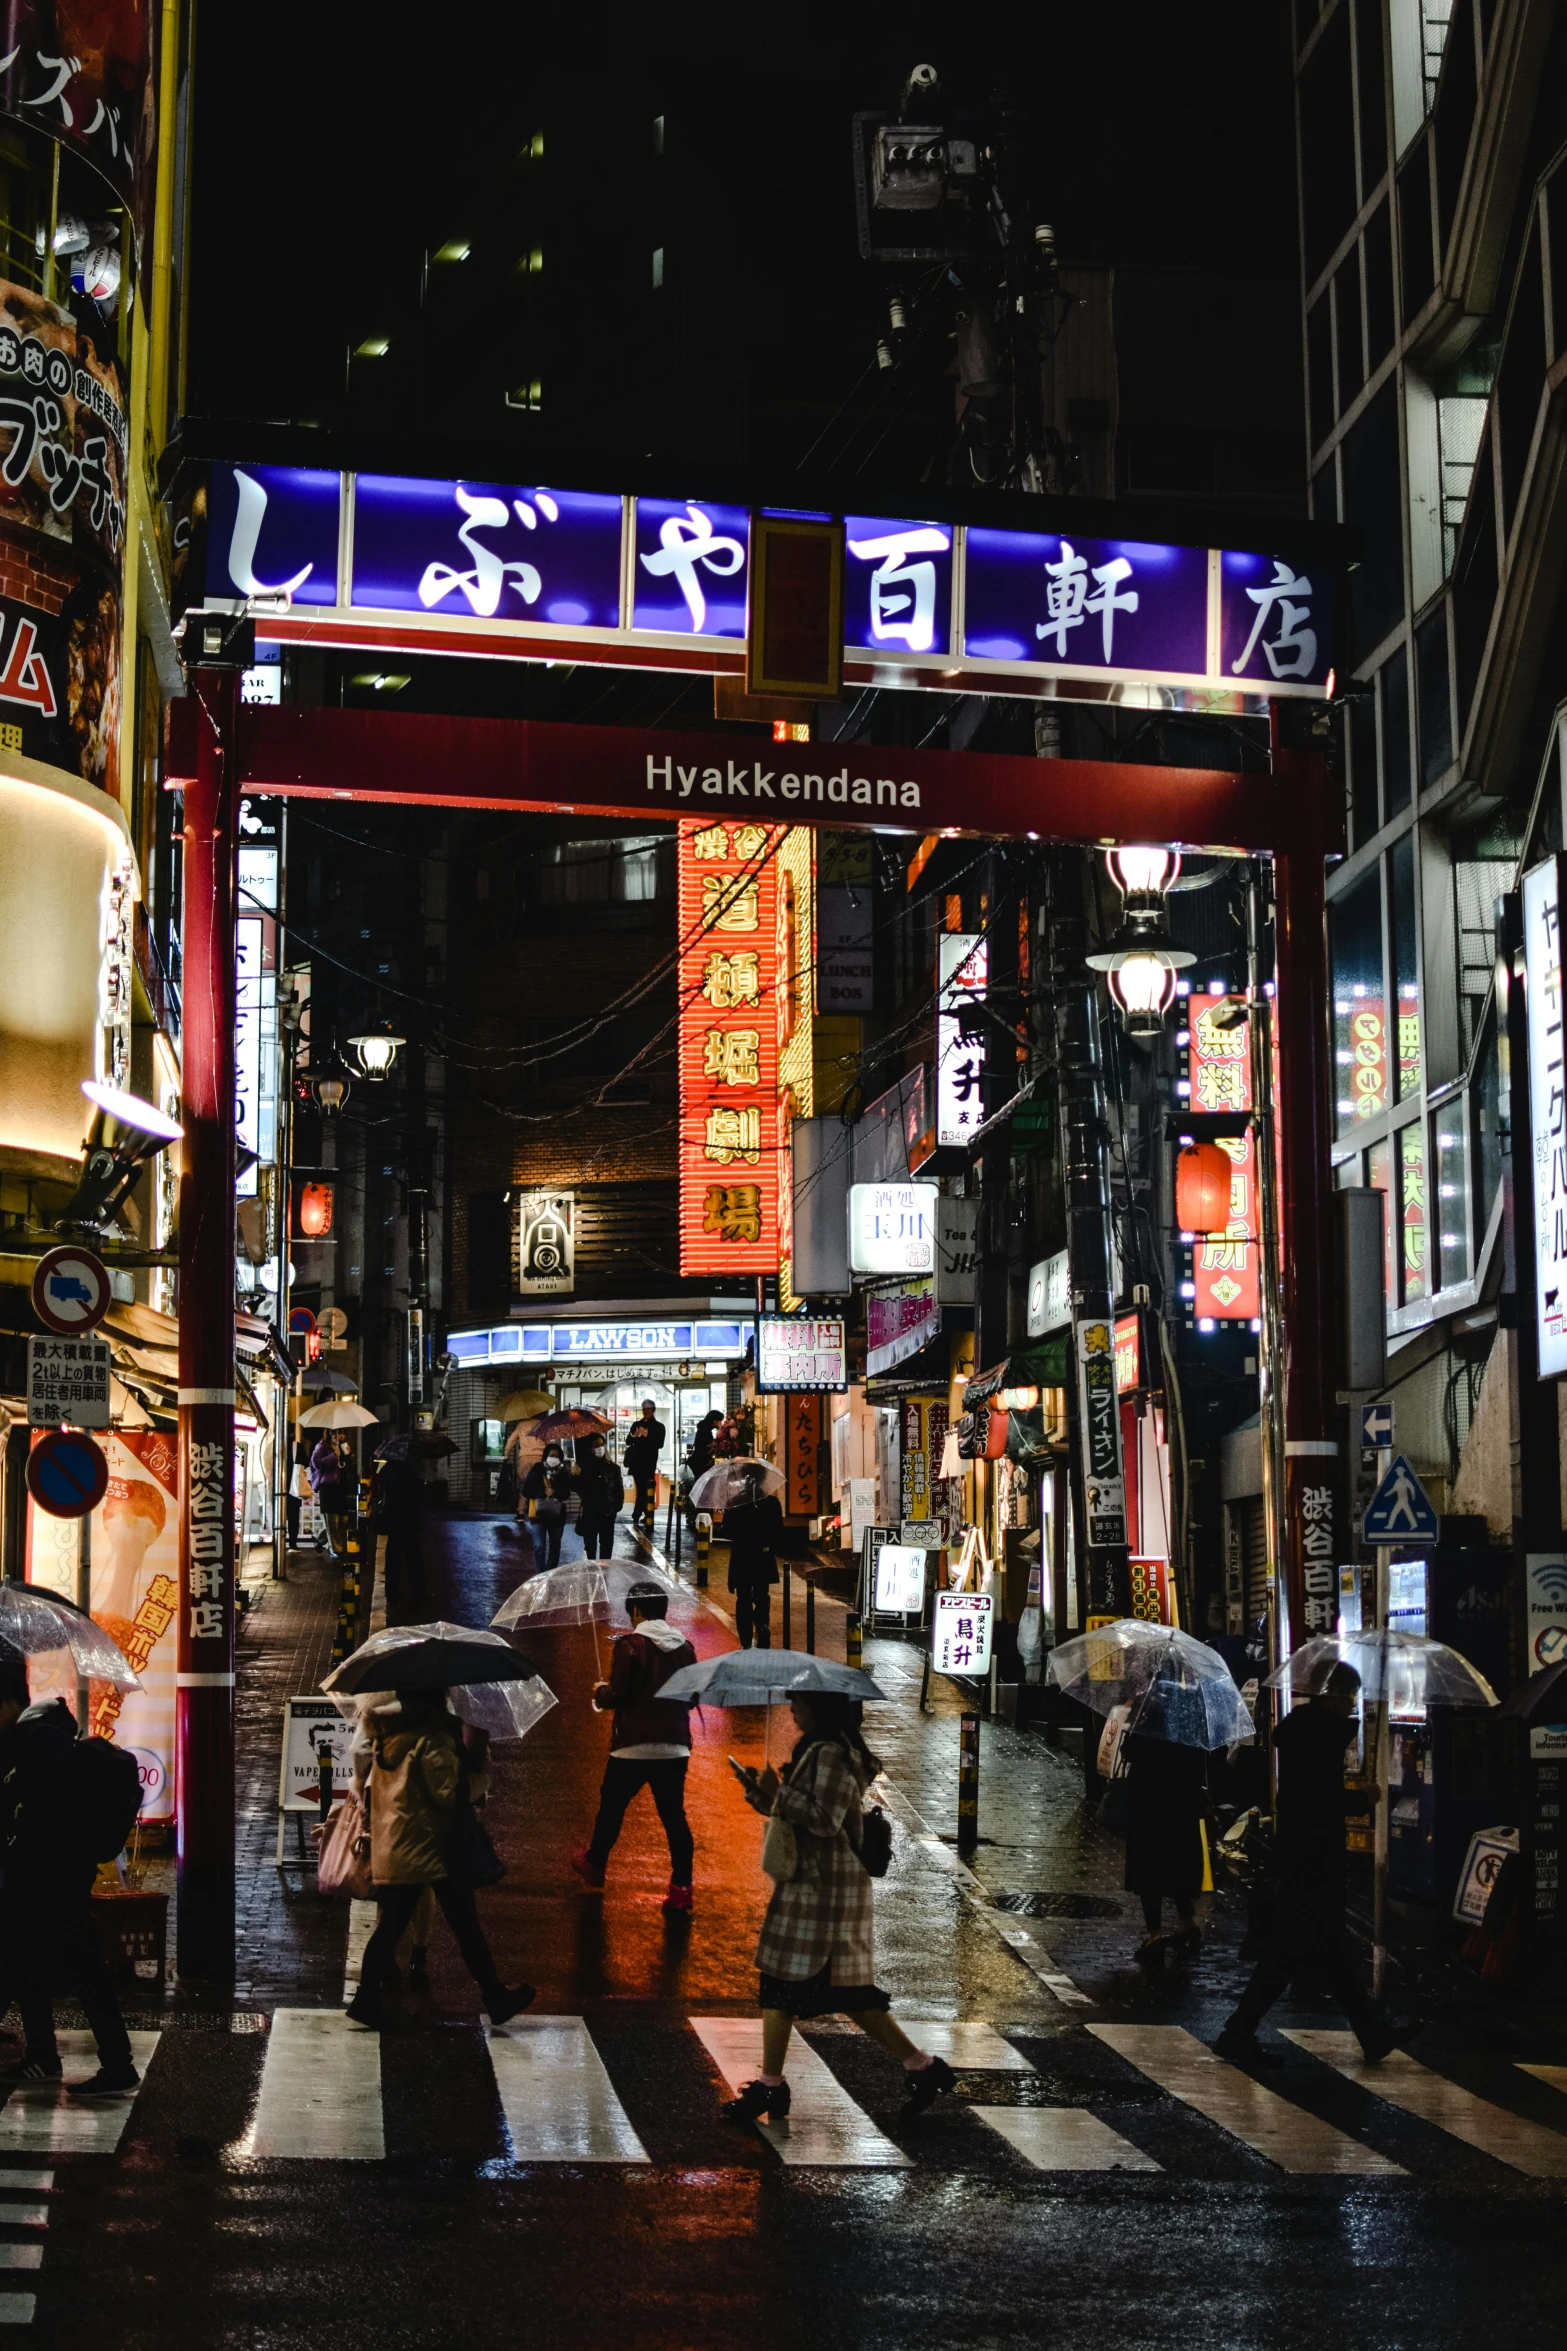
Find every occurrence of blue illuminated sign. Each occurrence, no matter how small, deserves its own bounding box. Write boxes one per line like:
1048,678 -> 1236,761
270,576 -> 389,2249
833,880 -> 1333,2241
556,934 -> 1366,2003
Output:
208,464 -> 339,607
203,464 -> 1333,696
445,1320 -> 750,1364
351,477 -> 623,628
632,497 -> 749,637
963,529 -> 1209,677
843,516 -> 953,657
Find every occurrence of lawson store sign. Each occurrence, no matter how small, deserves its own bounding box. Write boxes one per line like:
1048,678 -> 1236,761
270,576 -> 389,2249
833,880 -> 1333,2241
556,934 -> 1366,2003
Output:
448,1319 -> 752,1366
204,464 -> 1333,700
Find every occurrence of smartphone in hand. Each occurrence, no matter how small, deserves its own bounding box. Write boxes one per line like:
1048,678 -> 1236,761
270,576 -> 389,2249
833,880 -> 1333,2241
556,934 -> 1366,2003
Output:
728,1755 -> 756,1787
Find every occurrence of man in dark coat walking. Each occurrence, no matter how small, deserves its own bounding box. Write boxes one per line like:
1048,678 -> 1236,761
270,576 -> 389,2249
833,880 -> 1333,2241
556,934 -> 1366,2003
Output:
1216,1661 -> 1397,2065
624,1400 -> 666,1529
722,1466 -> 782,1649
373,1452 -> 428,1624
0,1662 -> 139,2098
570,1586 -> 698,1911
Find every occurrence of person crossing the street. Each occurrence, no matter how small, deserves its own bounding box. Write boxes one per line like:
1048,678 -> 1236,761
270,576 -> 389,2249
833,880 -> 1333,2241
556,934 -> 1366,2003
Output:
571,1584 -> 698,1913
574,1433 -> 627,1561
1216,1660 -> 1399,2066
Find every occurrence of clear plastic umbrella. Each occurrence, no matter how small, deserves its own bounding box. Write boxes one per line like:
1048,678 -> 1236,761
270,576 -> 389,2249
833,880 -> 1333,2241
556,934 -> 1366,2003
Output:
1265,1630 -> 1497,1711
492,1560 -> 688,1632
329,1678 -> 558,1742
1047,1620 -> 1254,1749
1267,1629 -> 1496,2000
0,1582 -> 141,1690
688,1457 -> 785,1511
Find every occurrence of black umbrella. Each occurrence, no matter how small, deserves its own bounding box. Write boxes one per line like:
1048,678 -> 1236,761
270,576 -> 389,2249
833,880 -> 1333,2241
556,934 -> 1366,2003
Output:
1497,1659 -> 1567,1725
373,1432 -> 458,1462
322,1620 -> 541,1694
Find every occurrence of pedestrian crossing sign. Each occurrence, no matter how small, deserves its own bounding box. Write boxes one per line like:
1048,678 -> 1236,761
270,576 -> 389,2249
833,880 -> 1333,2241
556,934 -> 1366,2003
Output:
1362,1452 -> 1438,1546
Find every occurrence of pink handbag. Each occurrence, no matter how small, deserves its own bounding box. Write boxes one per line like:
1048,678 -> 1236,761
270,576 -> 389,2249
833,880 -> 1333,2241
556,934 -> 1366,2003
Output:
316,1791 -> 373,1899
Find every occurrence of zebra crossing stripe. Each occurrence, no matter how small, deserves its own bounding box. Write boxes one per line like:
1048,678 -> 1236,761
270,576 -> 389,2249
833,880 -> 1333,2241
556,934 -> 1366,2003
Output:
972,2105 -> 1160,2172
245,2011 -> 384,2161
691,2019 -> 911,2168
1286,2034 -> 1567,2178
1089,2026 -> 1403,2176
898,2023 -> 1030,2071
1519,2063 -> 1567,2097
0,2034 -> 161,2157
485,2018 -> 649,2163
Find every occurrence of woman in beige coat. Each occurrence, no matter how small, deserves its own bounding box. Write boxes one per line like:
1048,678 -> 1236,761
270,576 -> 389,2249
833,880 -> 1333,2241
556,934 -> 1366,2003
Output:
345,1691 -> 532,2030
724,1692 -> 954,2126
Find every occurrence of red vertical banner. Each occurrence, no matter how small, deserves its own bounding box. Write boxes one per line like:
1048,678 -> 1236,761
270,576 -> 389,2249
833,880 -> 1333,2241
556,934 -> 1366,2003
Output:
678,819 -> 781,1275
784,1393 -> 824,1517
1188,994 -> 1261,1320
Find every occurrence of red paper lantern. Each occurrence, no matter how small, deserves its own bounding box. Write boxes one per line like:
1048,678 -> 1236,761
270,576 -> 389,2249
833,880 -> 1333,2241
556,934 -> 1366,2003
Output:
1175,1143 -> 1234,1236
298,1182 -> 334,1238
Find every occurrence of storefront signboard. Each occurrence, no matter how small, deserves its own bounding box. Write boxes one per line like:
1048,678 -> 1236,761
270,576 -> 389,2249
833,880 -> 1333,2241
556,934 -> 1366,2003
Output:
447,1318 -> 751,1364
1187,992 -> 1260,1322
1524,857 -> 1567,1378
516,1190 -> 575,1296
757,1316 -> 846,1392
874,1544 -> 927,1613
203,467 -> 1333,698
932,1588 -> 994,1675
865,1275 -> 940,1376
1114,1313 -> 1141,1395
677,817 -> 781,1276
1027,1249 -> 1070,1336
1128,1554 -> 1171,1625
849,1181 -> 938,1275
936,932 -> 987,1148
1073,1318 -> 1126,1549
278,1695 -> 358,1812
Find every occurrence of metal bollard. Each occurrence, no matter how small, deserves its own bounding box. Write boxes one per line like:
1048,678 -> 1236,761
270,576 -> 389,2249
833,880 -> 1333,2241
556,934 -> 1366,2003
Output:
805,1576 -> 816,1655
695,1512 -> 711,1589
845,1611 -> 863,1671
957,1711 -> 980,1855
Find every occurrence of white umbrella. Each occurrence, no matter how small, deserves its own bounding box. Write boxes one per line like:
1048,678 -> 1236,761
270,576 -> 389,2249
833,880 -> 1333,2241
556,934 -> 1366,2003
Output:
689,1457 -> 784,1512
299,1399 -> 382,1429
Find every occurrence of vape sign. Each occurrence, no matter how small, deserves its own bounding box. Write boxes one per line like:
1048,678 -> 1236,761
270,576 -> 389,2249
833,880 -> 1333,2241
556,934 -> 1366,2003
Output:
516,1191 -> 575,1297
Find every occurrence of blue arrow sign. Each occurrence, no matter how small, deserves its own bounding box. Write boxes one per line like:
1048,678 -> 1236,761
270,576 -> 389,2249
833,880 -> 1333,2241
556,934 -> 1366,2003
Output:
1360,1402 -> 1394,1449
1362,1452 -> 1439,1546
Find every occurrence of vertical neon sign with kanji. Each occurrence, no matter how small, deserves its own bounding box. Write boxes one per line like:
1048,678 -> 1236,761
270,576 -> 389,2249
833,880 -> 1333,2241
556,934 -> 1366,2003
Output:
1188,996 -> 1261,1319
1524,857 -> 1567,1374
678,819 -> 781,1275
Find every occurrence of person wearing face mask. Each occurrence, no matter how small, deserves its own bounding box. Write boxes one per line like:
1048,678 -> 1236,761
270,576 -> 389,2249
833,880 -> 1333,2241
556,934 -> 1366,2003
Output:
522,1444 -> 571,1573
574,1433 -> 626,1561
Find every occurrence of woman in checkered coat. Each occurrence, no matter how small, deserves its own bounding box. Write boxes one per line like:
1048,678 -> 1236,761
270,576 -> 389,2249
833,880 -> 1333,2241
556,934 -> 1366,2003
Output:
722,1692 -> 955,2127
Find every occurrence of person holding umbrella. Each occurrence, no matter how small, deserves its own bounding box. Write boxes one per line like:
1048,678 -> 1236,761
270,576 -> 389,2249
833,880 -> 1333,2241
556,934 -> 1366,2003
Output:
1122,1721 -> 1207,1968
1215,1660 -> 1398,2066
722,1463 -> 783,1650
719,1684 -> 955,2126
308,1432 -> 349,1555
570,1583 -> 698,1912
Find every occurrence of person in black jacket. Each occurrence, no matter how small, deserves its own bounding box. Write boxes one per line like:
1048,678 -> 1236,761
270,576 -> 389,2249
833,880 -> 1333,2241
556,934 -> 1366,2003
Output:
523,1446 -> 572,1572
723,1466 -> 783,1649
0,1663 -> 138,2098
1123,1730 -> 1206,1966
574,1434 -> 626,1560
1216,1661 -> 1397,2066
623,1401 -> 666,1529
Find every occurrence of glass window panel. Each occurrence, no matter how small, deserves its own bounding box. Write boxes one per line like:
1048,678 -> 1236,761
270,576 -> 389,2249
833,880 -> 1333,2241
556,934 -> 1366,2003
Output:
1368,1136 -> 1396,1313
1382,643 -> 1412,816
1390,833 -> 1422,1099
1434,1098 -> 1469,1290
1476,1012 -> 1502,1231
1351,685 -> 1379,845
1330,868 -> 1389,1135
1398,1118 -> 1429,1304
1416,603 -> 1453,785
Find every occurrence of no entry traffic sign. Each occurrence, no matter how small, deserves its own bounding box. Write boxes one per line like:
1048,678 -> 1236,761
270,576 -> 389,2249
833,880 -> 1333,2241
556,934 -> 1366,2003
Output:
31,1245 -> 112,1336
26,1428 -> 109,1519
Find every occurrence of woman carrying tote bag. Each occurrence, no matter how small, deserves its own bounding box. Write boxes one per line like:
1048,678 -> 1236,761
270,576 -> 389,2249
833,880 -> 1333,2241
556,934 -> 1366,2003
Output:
344,1691 -> 533,2031
722,1691 -> 954,2127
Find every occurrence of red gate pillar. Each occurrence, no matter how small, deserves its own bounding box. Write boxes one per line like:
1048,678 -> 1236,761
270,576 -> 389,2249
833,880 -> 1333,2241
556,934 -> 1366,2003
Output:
1271,741 -> 1340,1656
176,661 -> 240,1981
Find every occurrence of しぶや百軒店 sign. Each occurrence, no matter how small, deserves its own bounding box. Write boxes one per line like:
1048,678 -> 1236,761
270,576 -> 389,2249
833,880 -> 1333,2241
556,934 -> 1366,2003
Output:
200,466 -> 1334,699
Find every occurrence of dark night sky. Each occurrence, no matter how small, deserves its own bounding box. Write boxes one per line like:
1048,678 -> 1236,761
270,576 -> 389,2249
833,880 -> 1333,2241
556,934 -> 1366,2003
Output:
188,4 -> 1299,477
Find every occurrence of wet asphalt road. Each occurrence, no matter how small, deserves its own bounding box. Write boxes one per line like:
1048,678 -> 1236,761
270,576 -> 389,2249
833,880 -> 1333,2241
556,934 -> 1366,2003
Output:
21,1519 -> 1567,2349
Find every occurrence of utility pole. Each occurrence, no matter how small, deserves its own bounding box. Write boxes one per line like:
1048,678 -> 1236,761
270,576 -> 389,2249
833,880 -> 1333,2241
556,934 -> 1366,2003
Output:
1045,859 -> 1130,1626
